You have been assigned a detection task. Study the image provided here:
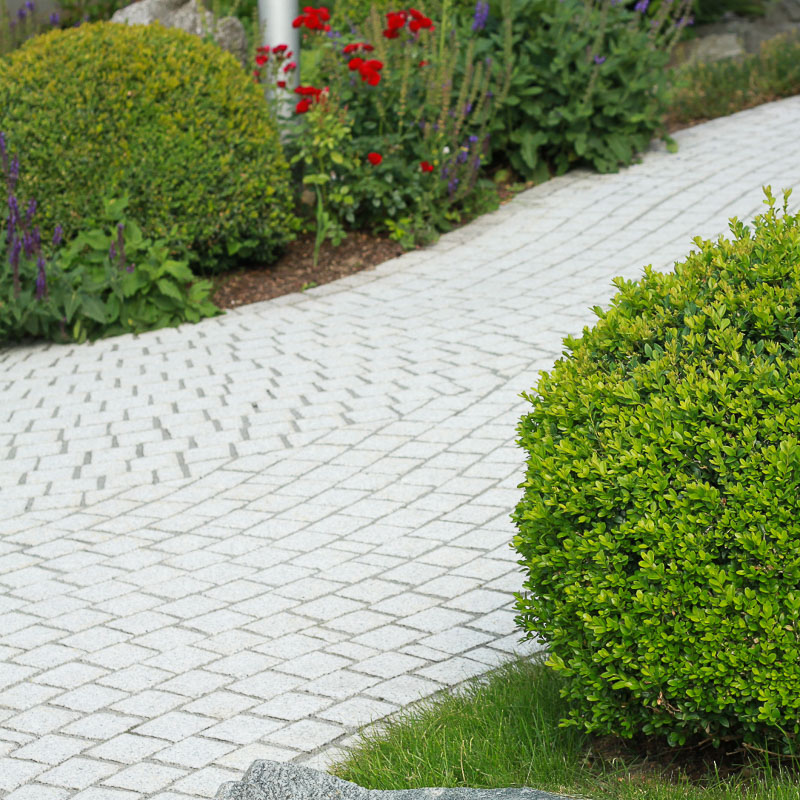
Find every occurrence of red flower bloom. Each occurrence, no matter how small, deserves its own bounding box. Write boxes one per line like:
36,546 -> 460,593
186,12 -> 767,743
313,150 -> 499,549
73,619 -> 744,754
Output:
293,6 -> 331,31
295,85 -> 323,97
255,54 -> 268,66
383,28 -> 399,38
273,44 -> 288,53
353,58 -> 383,86
386,10 -> 407,28
296,99 -> 312,113
420,161 -> 434,172
277,80 -> 287,88
256,45 -> 270,54
418,60 -> 428,67
284,61 -> 297,72
367,152 -> 382,165
343,42 -> 374,54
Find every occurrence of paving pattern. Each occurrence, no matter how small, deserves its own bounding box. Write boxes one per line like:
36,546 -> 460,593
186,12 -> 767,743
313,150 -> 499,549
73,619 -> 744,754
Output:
2,96 -> 800,799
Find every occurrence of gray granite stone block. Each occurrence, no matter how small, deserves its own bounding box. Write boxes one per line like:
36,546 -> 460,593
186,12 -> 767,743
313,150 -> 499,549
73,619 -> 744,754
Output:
215,761 -> 584,800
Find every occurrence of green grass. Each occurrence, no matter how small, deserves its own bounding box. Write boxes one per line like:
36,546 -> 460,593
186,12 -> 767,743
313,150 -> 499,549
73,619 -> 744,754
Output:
666,31 -> 800,127
331,655 -> 800,800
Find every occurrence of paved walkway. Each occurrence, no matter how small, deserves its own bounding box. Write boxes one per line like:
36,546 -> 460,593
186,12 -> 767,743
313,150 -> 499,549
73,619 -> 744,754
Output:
2,96 -> 800,800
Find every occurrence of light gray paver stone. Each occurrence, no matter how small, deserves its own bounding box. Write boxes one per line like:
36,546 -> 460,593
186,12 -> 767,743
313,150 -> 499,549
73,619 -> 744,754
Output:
1,99 -> 800,797
214,761 -> 576,800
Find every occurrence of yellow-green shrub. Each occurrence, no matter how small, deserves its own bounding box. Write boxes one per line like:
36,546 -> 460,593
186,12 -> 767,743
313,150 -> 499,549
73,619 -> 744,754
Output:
0,22 -> 298,271
513,189 -> 800,752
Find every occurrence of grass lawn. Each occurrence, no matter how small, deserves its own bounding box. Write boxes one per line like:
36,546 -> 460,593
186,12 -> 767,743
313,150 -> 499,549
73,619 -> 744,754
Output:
331,655 -> 800,800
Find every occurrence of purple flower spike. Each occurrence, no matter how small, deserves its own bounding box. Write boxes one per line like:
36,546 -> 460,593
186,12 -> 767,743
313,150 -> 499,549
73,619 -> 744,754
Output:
17,7 -> 26,20
472,1 -> 489,32
594,55 -> 606,65
468,135 -> 479,144
9,155 -> 19,190
35,255 -> 47,300
49,11 -> 59,24
8,195 -> 20,225
109,241 -> 117,261
25,198 -> 36,225
126,263 -> 135,273
52,224 -> 63,246
634,0 -> 649,12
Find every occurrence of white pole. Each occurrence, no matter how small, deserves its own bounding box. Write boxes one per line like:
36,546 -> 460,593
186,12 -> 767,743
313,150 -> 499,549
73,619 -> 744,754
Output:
257,0 -> 300,92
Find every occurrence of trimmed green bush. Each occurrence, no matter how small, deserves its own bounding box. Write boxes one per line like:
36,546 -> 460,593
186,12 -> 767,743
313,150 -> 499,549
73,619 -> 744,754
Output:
513,189 -> 800,752
0,21 -> 298,271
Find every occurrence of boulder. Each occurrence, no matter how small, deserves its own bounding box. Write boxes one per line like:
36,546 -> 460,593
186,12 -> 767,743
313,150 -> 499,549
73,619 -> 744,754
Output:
215,761 -> 578,800
111,0 -> 248,67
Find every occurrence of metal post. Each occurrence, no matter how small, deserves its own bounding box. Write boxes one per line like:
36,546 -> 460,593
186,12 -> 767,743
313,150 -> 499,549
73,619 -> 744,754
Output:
257,0 -> 300,92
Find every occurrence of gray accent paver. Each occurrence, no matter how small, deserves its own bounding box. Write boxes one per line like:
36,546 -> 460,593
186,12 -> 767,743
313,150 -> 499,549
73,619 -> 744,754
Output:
1,97 -> 800,797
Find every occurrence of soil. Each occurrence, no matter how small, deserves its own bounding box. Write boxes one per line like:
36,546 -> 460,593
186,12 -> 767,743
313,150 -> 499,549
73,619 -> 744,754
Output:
209,179 -> 532,311
210,231 -> 405,310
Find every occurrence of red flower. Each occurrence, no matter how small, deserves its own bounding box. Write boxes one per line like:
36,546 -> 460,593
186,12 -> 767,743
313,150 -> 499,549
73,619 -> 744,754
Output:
255,54 -> 268,66
383,28 -> 399,38
348,56 -> 364,71
296,99 -> 312,113
256,45 -> 270,54
277,80 -> 287,88
355,58 -> 383,86
284,61 -> 297,72
295,85 -> 323,97
386,10 -> 407,28
293,6 -> 331,31
420,161 -> 434,172
273,44 -> 288,53
343,42 -> 374,54
253,70 -> 260,79
367,152 -> 382,165
418,60 -> 428,67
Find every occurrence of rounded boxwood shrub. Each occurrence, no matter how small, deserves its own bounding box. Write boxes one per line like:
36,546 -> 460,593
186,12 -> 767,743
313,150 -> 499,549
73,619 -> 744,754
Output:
0,22 -> 298,272
513,189 -> 800,752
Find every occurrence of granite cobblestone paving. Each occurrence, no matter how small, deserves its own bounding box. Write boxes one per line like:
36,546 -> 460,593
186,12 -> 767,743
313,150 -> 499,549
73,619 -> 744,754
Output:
2,97 -> 800,798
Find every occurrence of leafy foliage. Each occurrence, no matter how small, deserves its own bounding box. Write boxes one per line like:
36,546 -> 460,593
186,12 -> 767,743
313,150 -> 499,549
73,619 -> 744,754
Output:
513,188 -> 800,752
475,0 -> 686,181
272,2 -> 512,246
0,21 -> 298,273
1,195 -> 220,345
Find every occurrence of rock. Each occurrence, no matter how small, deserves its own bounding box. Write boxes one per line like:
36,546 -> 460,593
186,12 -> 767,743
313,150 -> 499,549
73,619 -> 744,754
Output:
215,761 -> 581,800
675,32 -> 746,64
111,0 -> 248,67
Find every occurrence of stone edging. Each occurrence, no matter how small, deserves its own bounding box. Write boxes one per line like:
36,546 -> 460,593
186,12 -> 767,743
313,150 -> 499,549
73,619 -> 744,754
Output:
215,760 -> 582,800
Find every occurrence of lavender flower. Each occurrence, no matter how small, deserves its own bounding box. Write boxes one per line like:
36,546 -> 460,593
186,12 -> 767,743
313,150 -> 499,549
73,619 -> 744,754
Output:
594,55 -> 606,65
25,0 -> 35,11
634,0 -> 649,11
9,238 -> 22,298
49,11 -> 59,24
126,263 -> 135,274
24,199 -> 36,226
472,1 -> 489,32
448,177 -> 460,196
456,148 -> 469,164
464,102 -> 473,115
109,241 -> 117,261
17,6 -> 27,21
469,135 -> 479,144
52,224 -> 63,246
35,254 -> 47,300
9,155 -> 19,190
